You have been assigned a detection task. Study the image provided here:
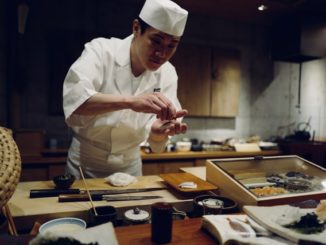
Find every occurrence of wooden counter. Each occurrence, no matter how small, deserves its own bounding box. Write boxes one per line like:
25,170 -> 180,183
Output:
7,167 -> 217,243
0,217 -> 215,244
37,148 -> 281,160
20,149 -> 282,181
115,217 -> 215,245
141,149 -> 281,160
141,149 -> 281,175
8,176 -> 196,232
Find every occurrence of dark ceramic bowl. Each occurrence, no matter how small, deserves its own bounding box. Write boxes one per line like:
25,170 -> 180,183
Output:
88,205 -> 117,227
53,174 -> 75,189
193,194 -> 238,216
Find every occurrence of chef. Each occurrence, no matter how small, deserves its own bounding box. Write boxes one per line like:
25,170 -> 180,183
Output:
63,0 -> 188,178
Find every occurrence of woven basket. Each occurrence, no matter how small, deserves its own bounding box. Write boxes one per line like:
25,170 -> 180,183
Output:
0,127 -> 21,209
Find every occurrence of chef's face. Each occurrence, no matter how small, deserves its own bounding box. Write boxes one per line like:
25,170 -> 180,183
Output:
132,20 -> 180,72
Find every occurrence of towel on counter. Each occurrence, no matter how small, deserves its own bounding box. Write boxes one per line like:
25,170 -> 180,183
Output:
105,172 -> 137,187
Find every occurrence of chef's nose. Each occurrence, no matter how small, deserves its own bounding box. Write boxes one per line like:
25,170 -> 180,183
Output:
155,47 -> 167,58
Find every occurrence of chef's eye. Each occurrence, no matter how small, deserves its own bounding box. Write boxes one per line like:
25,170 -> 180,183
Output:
151,38 -> 162,46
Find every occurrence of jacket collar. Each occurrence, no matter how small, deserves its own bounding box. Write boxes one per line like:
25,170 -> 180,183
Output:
115,35 -> 133,67
114,35 -> 163,95
115,34 -> 162,76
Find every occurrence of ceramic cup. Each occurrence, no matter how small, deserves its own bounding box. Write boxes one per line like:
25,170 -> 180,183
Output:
88,205 -> 117,227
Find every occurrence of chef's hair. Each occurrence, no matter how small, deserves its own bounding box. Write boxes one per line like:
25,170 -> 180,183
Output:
138,17 -> 150,35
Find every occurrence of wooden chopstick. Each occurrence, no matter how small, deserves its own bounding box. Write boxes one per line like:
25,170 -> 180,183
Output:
78,166 -> 98,216
2,204 -> 18,236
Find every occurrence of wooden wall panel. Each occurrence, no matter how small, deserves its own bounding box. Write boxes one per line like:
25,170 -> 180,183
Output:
211,48 -> 241,117
171,43 -> 211,116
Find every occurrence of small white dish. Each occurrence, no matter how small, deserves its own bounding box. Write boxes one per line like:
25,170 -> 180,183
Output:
39,217 -> 86,235
175,141 -> 191,152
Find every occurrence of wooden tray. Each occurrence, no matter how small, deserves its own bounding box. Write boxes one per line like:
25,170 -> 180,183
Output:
159,172 -> 218,193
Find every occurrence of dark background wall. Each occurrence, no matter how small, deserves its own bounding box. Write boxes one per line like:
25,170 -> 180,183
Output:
2,0 -> 324,148
1,0 -> 268,148
0,0 -> 8,125
2,0 -> 145,147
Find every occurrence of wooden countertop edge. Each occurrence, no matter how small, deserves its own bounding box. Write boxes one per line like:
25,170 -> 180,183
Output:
0,217 -> 214,244
115,217 -> 215,244
141,150 -> 282,160
20,150 -> 282,165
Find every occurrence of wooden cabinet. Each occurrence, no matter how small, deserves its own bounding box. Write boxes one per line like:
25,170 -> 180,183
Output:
171,43 -> 241,117
211,48 -> 241,117
170,43 -> 211,116
20,156 -> 67,181
280,142 -> 326,167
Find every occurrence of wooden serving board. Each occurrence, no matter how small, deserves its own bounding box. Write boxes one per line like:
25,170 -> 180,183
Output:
159,172 -> 218,193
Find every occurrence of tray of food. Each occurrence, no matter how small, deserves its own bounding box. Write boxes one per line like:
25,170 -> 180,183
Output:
206,155 -> 326,206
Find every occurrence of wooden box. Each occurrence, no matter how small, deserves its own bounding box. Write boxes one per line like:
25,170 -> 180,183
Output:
206,155 -> 326,207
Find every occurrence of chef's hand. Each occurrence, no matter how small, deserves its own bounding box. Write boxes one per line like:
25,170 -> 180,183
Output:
129,92 -> 177,121
150,110 -> 188,138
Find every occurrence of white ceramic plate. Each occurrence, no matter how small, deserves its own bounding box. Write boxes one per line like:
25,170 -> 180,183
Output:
39,217 -> 86,235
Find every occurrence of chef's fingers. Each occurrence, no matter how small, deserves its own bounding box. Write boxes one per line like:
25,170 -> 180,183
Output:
175,109 -> 188,119
153,93 -> 176,120
171,122 -> 187,135
180,123 -> 188,134
162,121 -> 187,136
158,121 -> 175,135
151,94 -> 169,120
150,102 -> 164,120
173,122 -> 181,134
157,93 -> 176,120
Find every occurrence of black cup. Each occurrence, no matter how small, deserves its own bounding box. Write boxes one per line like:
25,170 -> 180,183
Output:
151,202 -> 173,244
88,205 -> 117,227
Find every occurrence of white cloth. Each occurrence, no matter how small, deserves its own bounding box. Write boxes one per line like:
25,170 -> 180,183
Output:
30,222 -> 118,245
140,0 -> 188,36
105,172 -> 138,187
63,35 -> 181,178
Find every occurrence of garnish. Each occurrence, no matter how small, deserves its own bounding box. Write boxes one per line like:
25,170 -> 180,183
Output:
284,212 -> 325,234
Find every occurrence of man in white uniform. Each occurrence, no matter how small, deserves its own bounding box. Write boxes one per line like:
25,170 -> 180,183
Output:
63,0 -> 188,178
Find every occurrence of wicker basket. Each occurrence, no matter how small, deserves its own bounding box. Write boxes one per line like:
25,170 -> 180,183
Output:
0,127 -> 21,209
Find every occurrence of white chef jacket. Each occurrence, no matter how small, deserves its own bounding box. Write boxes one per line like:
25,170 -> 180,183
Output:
63,35 -> 181,178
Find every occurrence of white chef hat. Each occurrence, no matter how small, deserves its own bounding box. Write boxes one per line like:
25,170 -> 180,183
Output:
139,0 -> 188,37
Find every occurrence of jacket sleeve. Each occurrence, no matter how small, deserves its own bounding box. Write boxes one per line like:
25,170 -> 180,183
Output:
62,38 -> 111,127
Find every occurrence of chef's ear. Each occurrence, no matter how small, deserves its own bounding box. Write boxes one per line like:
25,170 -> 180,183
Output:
132,19 -> 141,36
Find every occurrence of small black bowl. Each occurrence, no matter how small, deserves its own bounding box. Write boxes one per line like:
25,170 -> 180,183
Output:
53,174 -> 75,189
88,205 -> 117,227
